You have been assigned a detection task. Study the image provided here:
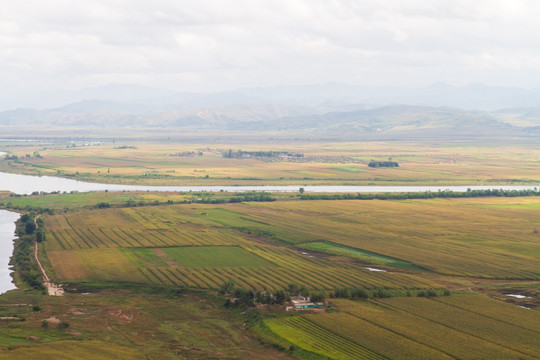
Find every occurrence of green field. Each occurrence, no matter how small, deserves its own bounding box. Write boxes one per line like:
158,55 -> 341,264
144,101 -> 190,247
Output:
300,242 -> 424,271
265,316 -> 385,360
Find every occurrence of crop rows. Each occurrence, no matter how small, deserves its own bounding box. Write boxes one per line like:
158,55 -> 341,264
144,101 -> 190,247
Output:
44,204 -> 443,290
377,297 -> 540,356
222,200 -> 540,279
45,223 -> 245,251
329,298 -> 540,360
265,316 -> 386,360
305,312 -> 453,360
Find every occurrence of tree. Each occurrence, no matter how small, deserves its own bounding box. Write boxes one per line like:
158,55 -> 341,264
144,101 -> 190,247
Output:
299,285 -> 310,297
36,229 -> 46,243
310,290 -> 326,303
351,287 -> 369,299
274,289 -> 287,304
25,222 -> 36,235
299,187 -> 305,194
288,282 -> 300,295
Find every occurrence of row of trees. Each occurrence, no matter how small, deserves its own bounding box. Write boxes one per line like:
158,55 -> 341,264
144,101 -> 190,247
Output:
368,160 -> 399,168
332,286 -> 450,299
300,188 -> 540,201
223,149 -> 304,159
219,281 -> 326,307
13,214 -> 46,290
219,280 -> 451,308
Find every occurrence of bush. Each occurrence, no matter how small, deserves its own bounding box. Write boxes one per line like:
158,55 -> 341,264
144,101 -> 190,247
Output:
443,289 -> 451,296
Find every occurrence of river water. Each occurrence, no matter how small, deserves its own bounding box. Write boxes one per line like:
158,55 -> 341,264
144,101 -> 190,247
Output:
0,210 -> 18,294
0,170 -> 538,195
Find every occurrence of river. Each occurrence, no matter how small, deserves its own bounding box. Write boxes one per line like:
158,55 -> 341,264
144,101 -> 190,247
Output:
0,170 -> 538,195
0,210 -> 18,294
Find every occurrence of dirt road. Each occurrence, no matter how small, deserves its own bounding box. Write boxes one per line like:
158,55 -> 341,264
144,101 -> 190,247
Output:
34,215 -> 64,296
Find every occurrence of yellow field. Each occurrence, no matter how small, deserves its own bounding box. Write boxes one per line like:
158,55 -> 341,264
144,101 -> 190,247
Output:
43,204 -> 438,290
215,198 -> 540,279
270,295 -> 540,360
2,139 -> 540,185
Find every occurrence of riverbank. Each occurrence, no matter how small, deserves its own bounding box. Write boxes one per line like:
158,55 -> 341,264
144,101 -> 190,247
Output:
0,210 -> 19,294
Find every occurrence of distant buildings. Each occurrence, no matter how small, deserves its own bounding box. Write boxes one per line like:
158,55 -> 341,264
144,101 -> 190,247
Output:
286,296 -> 324,311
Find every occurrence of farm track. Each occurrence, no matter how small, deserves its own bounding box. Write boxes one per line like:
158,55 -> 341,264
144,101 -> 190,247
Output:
34,215 -> 64,296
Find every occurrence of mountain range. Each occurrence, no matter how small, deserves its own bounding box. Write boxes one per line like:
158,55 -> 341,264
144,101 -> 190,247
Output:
1,83 -> 540,138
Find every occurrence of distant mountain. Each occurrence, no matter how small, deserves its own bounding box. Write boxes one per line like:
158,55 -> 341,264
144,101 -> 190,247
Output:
231,105 -> 506,132
3,82 -> 540,112
1,101 -> 536,140
0,102 -> 314,128
1,82 -> 540,140
238,83 -> 540,110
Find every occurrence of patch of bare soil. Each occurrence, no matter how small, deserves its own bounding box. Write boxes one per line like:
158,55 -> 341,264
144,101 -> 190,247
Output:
154,248 -> 180,268
68,308 -> 87,315
45,316 -> 61,324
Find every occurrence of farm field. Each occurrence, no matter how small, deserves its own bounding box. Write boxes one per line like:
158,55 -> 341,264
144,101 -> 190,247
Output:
3,193 -> 540,359
43,204 -> 437,291
265,295 -> 540,360
205,198 -> 540,279
39,197 -> 540,290
2,138 -> 540,186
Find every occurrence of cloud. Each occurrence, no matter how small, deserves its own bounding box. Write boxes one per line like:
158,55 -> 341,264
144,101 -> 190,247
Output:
1,0 -> 540,96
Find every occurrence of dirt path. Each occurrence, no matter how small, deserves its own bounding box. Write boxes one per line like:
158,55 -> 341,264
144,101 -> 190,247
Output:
34,215 -> 64,296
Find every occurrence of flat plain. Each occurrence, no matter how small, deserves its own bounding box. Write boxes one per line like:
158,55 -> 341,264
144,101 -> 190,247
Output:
2,138 -> 540,185
1,137 -> 540,359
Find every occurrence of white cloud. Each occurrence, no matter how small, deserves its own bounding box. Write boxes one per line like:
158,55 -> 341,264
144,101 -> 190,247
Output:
1,0 -> 540,97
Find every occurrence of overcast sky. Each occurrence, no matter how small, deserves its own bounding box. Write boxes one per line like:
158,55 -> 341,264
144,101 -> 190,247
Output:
2,0 -> 540,96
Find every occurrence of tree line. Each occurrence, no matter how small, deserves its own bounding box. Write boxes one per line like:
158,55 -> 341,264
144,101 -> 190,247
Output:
299,188 -> 540,201
13,213 -> 47,290
223,149 -> 303,159
368,160 -> 399,168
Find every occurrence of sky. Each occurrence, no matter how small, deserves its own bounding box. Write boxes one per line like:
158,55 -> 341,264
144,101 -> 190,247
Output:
1,0 -> 540,96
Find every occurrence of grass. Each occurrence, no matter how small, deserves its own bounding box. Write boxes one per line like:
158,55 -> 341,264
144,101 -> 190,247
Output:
299,242 -> 425,271
0,288 -> 294,360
